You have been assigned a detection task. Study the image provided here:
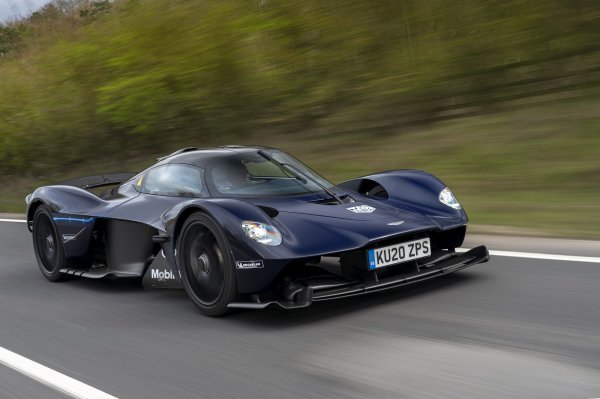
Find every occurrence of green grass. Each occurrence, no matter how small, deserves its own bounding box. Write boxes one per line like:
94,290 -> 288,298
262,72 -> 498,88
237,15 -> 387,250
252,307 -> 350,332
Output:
3,97 -> 599,238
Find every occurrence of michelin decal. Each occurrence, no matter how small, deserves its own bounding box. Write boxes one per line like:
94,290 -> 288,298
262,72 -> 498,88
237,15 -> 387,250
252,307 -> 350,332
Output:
235,260 -> 264,269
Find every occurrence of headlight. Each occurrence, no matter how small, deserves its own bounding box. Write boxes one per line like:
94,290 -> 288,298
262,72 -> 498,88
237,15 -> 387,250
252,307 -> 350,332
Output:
439,187 -> 461,210
241,221 -> 282,246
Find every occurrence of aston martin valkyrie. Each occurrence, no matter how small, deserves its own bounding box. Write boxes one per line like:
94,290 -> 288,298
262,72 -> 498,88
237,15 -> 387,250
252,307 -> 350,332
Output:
26,146 -> 489,316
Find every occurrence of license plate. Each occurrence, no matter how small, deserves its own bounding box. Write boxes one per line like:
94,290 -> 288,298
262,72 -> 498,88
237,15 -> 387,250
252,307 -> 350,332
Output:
367,237 -> 431,270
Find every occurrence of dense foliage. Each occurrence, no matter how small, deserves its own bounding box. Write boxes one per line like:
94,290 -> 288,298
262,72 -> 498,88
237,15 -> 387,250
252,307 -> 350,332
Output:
1,0 -> 600,175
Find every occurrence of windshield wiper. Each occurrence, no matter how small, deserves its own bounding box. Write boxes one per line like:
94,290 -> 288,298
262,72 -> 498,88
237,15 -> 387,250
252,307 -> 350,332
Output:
258,150 -> 344,204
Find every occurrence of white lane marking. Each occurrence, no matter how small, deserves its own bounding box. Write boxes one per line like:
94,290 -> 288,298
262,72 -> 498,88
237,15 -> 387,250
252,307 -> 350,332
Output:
1,218 -> 598,263
0,346 -> 118,399
458,248 -> 600,264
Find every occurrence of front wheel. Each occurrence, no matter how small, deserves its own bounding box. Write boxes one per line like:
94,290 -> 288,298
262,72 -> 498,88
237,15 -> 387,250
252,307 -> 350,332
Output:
32,205 -> 66,282
177,212 -> 238,316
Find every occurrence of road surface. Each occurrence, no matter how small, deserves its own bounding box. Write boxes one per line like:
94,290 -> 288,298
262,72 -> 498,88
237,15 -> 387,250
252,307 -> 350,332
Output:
0,219 -> 599,398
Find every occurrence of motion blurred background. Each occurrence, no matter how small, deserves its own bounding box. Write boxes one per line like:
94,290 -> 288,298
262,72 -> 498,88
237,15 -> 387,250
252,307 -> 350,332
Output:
0,0 -> 598,237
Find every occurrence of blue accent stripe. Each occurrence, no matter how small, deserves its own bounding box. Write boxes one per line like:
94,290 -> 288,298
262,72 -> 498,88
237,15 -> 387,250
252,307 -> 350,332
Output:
368,249 -> 376,270
53,217 -> 96,224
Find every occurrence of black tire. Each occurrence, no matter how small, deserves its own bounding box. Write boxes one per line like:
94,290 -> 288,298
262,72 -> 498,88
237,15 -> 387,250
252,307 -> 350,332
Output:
32,205 -> 66,282
177,212 -> 238,316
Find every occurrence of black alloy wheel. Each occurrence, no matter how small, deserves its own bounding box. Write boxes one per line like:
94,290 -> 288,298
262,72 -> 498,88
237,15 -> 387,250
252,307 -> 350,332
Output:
177,212 -> 238,316
32,205 -> 66,282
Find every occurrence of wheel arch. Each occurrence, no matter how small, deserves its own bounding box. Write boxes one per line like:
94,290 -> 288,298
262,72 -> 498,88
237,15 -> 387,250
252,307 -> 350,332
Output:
166,199 -> 268,250
338,169 -> 469,228
172,205 -> 211,248
27,199 -> 49,232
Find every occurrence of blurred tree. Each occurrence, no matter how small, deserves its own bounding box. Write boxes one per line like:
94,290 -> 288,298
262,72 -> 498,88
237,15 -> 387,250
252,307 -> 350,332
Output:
29,3 -> 62,21
0,25 -> 20,57
52,0 -> 86,14
80,0 -> 112,18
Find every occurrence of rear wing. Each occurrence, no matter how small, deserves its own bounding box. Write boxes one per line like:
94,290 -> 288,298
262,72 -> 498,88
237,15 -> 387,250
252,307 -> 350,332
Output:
58,172 -> 137,190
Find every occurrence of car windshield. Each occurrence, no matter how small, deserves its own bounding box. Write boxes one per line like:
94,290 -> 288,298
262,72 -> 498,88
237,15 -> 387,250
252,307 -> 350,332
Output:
208,150 -> 335,198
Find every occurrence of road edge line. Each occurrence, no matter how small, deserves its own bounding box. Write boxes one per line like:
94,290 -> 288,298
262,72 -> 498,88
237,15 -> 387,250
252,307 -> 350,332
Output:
0,346 -> 118,399
457,248 -> 600,263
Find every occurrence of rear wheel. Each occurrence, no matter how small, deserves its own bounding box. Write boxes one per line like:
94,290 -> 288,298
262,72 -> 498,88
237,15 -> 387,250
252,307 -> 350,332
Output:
32,205 -> 66,282
177,212 -> 238,316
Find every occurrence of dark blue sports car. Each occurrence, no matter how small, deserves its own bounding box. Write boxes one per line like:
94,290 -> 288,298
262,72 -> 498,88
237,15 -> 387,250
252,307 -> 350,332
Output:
26,146 -> 489,316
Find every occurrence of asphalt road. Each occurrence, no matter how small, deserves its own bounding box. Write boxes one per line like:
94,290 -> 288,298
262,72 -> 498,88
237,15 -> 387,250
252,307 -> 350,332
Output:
1,220 -> 599,399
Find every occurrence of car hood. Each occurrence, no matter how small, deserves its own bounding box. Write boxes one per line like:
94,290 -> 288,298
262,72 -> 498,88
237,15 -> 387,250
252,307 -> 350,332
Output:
252,195 -> 401,220
247,194 -> 440,257
249,193 -> 439,226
